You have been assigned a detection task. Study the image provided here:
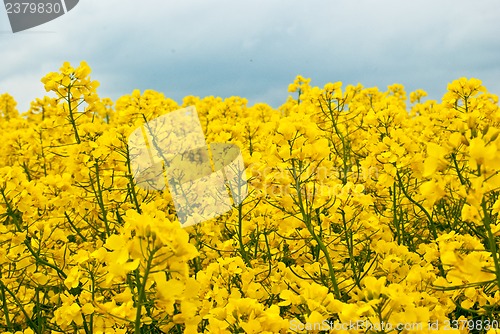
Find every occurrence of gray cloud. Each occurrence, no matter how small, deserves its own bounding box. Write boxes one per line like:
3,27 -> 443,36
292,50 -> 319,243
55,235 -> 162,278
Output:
1,0 -> 500,112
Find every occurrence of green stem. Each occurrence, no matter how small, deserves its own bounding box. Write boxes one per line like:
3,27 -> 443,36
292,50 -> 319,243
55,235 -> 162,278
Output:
481,199 -> 500,290
91,160 -> 111,236
392,182 -> 401,245
340,209 -> 360,288
125,146 -> 142,213
66,84 -> 81,144
0,282 -> 12,331
237,203 -> 252,268
396,171 -> 437,239
64,211 -> 87,241
451,153 -> 467,187
21,162 -> 32,181
0,187 -> 22,232
134,246 -> 156,334
24,239 -> 67,279
396,171 -> 445,277
39,131 -> 48,177
291,160 -> 341,299
0,280 -> 38,332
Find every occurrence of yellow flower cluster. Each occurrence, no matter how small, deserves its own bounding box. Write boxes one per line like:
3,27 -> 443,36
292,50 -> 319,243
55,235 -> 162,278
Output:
0,63 -> 500,333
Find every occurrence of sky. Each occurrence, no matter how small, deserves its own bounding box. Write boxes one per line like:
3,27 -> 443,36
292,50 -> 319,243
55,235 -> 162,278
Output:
1,0 -> 500,113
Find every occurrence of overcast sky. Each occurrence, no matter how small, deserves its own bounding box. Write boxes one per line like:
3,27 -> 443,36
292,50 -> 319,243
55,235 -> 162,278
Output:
1,0 -> 500,113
